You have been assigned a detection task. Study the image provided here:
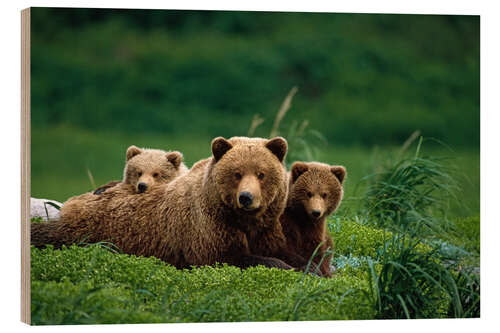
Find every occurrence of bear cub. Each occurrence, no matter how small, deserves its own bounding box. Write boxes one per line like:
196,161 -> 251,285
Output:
94,145 -> 188,194
59,145 -> 187,221
280,161 -> 346,277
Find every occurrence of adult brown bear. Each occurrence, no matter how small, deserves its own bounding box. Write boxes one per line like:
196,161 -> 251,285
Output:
32,137 -> 311,271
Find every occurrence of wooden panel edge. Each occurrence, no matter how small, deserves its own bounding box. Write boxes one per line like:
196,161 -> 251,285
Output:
20,7 -> 31,325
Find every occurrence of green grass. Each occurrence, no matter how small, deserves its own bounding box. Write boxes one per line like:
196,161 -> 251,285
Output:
448,216 -> 481,255
366,235 -> 451,319
31,215 -> 480,323
31,244 -> 375,324
362,137 -> 459,235
329,218 -> 432,259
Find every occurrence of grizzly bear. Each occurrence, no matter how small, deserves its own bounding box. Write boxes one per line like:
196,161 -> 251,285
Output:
32,137 -> 312,272
59,146 -> 187,219
280,161 -> 346,277
94,145 -> 188,195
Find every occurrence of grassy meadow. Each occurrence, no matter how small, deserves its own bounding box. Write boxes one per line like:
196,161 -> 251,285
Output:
29,8 -> 479,324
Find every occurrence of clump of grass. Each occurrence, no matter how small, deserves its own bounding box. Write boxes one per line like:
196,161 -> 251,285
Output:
359,137 -> 478,319
366,233 -> 469,319
447,267 -> 480,318
363,136 -> 458,234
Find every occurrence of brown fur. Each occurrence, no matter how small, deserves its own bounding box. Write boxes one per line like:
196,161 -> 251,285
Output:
32,137 -> 311,272
61,146 -> 187,217
93,145 -> 188,195
280,162 -> 346,277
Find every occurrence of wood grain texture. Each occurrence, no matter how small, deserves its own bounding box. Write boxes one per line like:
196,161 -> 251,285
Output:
21,7 -> 31,325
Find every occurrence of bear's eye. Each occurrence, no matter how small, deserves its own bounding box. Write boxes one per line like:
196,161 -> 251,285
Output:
138,172 -> 142,177
307,192 -> 313,198
258,172 -> 265,180
235,172 -> 242,180
153,173 -> 159,178
321,193 -> 327,199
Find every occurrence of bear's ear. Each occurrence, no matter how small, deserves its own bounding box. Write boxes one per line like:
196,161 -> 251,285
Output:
266,137 -> 288,163
330,165 -> 346,184
166,151 -> 183,169
126,145 -> 143,161
212,137 -> 233,162
291,162 -> 309,183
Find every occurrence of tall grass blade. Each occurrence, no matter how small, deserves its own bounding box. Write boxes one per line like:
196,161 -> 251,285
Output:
270,86 -> 298,138
86,168 -> 96,189
247,114 -> 265,137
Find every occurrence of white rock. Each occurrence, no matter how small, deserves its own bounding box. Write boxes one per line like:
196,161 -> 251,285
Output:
30,198 -> 63,222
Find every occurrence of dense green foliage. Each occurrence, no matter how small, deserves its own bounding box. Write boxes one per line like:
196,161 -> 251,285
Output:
31,8 -> 479,147
31,244 -> 374,324
329,218 -> 431,259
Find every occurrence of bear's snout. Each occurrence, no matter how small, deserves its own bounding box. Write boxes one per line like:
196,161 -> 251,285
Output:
137,182 -> 148,193
307,196 -> 325,219
238,191 -> 253,209
236,175 -> 262,211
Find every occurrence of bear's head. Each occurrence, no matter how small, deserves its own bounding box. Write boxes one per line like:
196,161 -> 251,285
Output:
123,145 -> 185,194
211,136 -> 288,216
287,162 -> 346,222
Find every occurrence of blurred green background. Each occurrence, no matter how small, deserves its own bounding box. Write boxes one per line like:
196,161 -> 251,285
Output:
30,8 -> 479,217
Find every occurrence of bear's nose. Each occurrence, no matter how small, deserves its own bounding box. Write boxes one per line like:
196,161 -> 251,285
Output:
311,210 -> 321,218
138,182 -> 147,193
238,191 -> 253,208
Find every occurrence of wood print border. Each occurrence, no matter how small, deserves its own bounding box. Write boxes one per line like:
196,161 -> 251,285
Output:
21,7 -> 31,325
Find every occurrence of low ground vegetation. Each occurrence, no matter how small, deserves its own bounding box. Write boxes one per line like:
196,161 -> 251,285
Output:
31,243 -> 375,324
31,213 -> 479,324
